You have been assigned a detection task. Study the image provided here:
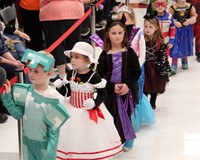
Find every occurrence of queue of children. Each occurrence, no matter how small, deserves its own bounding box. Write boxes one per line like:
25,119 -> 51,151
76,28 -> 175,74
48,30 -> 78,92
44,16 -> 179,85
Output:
0,0 -> 199,159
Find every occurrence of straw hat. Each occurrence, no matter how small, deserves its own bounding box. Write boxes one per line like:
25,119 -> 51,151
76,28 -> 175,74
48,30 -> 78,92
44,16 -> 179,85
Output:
64,42 -> 97,64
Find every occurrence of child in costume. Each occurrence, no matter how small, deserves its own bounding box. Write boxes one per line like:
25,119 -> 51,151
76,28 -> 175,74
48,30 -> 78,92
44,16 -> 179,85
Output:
143,9 -> 171,109
1,49 -> 70,160
169,0 -> 197,74
54,42 -> 122,160
153,0 -> 176,58
187,0 -> 200,62
117,5 -> 155,133
96,20 -> 141,152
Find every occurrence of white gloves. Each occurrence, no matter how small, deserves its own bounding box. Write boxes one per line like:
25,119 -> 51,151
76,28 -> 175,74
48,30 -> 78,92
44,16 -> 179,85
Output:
83,98 -> 95,110
53,76 -> 68,89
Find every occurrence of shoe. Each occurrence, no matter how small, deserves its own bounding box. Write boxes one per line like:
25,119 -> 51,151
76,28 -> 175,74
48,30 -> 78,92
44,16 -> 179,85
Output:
196,57 -> 200,63
81,28 -> 90,37
182,63 -> 188,70
122,140 -> 133,152
171,65 -> 177,75
49,74 -> 62,85
0,114 -> 8,123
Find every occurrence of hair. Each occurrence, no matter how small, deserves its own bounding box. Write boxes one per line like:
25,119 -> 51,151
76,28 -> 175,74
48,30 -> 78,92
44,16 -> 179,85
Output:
104,20 -> 128,52
144,17 -> 163,42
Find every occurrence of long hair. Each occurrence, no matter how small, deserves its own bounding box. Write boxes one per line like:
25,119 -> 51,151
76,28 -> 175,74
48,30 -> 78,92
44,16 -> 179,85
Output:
103,20 -> 128,52
144,17 -> 163,42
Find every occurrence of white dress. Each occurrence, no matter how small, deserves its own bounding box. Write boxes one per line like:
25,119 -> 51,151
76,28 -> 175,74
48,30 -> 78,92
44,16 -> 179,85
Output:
57,73 -> 122,160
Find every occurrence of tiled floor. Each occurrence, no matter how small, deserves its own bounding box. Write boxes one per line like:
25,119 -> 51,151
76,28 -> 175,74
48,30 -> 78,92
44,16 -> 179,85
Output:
1,0 -> 200,160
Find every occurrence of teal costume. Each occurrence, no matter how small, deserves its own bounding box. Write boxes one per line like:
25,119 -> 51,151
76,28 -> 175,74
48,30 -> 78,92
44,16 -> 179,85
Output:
1,49 -> 70,160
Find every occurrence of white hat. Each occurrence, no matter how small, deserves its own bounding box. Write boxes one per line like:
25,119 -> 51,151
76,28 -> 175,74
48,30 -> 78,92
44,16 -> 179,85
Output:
64,42 -> 97,64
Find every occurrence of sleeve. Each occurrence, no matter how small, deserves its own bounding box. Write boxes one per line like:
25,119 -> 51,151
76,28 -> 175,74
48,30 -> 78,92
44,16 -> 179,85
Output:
138,32 -> 146,66
89,73 -> 107,108
169,14 -> 176,45
1,93 -> 24,120
44,103 -> 70,134
189,5 -> 197,24
96,50 -> 115,93
4,24 -> 16,34
46,128 -> 59,160
126,48 -> 141,87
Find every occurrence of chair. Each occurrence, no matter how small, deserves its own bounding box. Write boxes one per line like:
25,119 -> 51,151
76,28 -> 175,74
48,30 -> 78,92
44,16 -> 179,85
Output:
0,6 -> 17,27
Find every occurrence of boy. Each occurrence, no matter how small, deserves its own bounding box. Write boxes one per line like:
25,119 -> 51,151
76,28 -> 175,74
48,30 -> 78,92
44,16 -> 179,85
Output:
1,49 -> 70,160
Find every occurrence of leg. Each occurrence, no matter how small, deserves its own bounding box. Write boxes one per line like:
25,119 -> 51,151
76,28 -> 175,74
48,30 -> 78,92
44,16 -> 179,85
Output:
181,56 -> 188,70
171,58 -> 178,75
150,93 -> 157,109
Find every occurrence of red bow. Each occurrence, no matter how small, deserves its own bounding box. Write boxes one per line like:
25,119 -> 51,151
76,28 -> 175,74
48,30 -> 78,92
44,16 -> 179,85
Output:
89,107 -> 105,123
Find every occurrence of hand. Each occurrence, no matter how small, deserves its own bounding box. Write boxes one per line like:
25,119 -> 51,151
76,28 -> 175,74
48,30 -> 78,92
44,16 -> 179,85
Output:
174,21 -> 182,28
183,19 -> 190,26
167,43 -> 173,50
53,76 -> 68,88
114,84 -> 123,94
18,32 -> 31,41
13,60 -> 24,69
117,83 -> 129,96
3,80 -> 11,94
83,98 -> 95,110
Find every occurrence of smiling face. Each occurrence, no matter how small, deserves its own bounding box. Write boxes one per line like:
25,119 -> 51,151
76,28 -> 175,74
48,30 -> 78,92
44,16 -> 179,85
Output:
70,52 -> 90,71
108,24 -> 125,47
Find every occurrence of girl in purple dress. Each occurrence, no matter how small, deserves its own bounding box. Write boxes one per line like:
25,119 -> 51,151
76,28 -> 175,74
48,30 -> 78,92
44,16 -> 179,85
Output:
97,20 -> 141,152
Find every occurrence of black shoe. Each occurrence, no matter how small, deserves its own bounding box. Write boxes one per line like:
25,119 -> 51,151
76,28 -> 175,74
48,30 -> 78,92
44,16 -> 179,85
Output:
49,74 -> 62,85
0,114 -> 8,123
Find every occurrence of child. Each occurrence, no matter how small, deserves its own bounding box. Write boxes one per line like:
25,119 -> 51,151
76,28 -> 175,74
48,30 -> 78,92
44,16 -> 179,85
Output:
143,10 -> 171,109
152,0 -> 176,58
54,42 -> 122,160
96,20 -> 141,152
1,49 -> 70,160
169,0 -> 197,74
118,5 -> 155,132
187,0 -> 200,62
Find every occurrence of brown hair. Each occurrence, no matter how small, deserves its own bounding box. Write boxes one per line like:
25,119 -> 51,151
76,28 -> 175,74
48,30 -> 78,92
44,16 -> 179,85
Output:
144,17 -> 163,42
104,20 -> 128,52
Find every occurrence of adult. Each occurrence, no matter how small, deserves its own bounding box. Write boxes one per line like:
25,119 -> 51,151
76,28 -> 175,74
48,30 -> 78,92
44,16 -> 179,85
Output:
40,0 -> 89,84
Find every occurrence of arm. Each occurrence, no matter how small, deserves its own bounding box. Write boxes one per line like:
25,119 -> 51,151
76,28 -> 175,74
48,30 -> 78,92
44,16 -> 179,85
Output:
46,129 -> 59,160
96,51 -> 115,93
168,14 -> 176,47
1,81 -> 24,119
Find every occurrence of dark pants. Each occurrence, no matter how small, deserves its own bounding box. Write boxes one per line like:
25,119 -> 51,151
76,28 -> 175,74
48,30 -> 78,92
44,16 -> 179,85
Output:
19,7 -> 43,51
42,20 -> 81,65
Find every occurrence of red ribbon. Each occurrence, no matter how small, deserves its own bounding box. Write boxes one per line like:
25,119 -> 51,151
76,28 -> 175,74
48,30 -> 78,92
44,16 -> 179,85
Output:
89,107 -> 105,123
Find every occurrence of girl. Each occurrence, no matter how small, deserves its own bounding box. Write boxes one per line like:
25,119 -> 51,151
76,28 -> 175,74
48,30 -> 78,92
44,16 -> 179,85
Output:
1,49 -> 69,159
143,11 -> 171,109
169,0 -> 197,74
96,20 -> 141,152
54,42 -> 122,160
118,5 -> 155,133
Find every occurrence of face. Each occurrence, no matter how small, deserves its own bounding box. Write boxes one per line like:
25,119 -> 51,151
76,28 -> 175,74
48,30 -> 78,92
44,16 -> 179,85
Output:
153,0 -> 167,14
144,20 -> 157,36
108,24 -> 125,46
70,52 -> 90,70
28,65 -> 50,85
